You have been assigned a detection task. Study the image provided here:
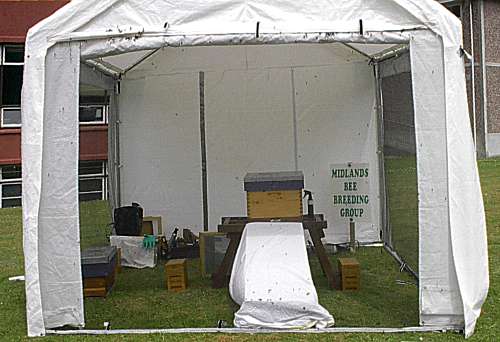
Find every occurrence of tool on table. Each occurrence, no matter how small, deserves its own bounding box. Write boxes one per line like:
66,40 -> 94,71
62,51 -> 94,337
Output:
349,218 -> 358,252
169,227 -> 179,249
303,190 -> 315,218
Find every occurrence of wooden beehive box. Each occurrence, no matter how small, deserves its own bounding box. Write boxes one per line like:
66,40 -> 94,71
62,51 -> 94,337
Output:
165,258 -> 188,292
81,246 -> 118,298
338,257 -> 360,291
244,171 -> 304,220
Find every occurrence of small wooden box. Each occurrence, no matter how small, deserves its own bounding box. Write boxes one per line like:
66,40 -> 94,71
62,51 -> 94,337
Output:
81,246 -> 118,298
244,171 -> 304,219
338,257 -> 360,291
165,258 -> 188,292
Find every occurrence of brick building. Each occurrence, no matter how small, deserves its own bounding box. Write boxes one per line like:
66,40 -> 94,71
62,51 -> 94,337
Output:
383,0 -> 500,158
0,1 -> 108,208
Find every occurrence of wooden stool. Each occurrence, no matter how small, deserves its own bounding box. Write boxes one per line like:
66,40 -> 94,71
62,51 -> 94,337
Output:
165,259 -> 188,292
338,257 -> 360,291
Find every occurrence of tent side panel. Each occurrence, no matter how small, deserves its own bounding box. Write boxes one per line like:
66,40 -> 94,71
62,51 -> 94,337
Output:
119,74 -> 203,234
410,32 -> 463,327
38,43 -> 84,329
443,45 -> 489,337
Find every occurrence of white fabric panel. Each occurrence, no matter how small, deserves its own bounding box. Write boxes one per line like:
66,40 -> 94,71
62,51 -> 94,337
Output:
230,222 -> 334,329
110,236 -> 155,268
442,42 -> 490,339
295,63 -> 380,243
119,72 -> 203,235
22,34 -> 48,341
205,68 -> 295,229
410,32 -> 463,328
76,0 -> 421,38
38,43 -> 84,329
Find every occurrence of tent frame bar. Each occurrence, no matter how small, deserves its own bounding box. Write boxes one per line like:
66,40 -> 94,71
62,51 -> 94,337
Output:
46,326 -> 461,336
51,29 -> 422,45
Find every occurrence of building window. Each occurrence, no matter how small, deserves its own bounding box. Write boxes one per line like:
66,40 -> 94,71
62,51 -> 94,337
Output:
1,107 -> 21,127
79,104 -> 108,124
79,94 -> 109,124
0,44 -> 24,128
2,45 -> 24,65
0,162 -> 109,208
79,161 -> 108,201
0,165 -> 22,208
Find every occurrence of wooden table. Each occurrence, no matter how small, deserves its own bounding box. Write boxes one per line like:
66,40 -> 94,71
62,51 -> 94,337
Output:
211,214 -> 336,290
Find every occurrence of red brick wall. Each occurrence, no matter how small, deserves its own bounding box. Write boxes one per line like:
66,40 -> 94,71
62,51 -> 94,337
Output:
0,1 -> 69,42
0,127 -> 108,165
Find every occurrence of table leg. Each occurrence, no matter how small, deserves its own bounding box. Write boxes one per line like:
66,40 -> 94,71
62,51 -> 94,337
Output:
309,228 -> 336,290
212,233 -> 241,288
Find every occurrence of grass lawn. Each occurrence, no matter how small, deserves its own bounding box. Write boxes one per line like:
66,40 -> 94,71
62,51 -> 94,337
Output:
0,158 -> 499,341
385,155 -> 419,273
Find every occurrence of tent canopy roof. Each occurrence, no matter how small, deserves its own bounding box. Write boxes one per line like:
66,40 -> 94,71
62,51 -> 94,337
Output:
27,0 -> 460,74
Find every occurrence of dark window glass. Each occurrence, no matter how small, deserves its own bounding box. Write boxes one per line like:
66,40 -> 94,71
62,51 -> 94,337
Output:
4,45 -> 24,63
449,5 -> 461,18
2,198 -> 21,208
2,65 -> 23,105
80,95 -> 108,105
79,161 -> 103,175
79,105 -> 105,123
2,183 -> 22,198
79,192 -> 103,202
79,178 -> 102,193
2,165 -> 21,179
1,108 -> 21,126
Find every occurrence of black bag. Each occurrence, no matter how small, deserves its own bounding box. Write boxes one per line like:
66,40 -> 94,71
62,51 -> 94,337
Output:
114,203 -> 143,236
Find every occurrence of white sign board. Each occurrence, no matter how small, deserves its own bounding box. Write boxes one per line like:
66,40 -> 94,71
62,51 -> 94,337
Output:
331,163 -> 371,223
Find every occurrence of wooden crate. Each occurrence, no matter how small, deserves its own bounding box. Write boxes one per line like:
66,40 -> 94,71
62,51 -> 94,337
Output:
247,190 -> 302,219
83,266 -> 116,297
165,259 -> 188,292
338,257 -> 360,291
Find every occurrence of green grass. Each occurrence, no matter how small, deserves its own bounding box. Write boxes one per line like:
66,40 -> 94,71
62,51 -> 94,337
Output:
385,156 -> 419,272
0,158 -> 499,341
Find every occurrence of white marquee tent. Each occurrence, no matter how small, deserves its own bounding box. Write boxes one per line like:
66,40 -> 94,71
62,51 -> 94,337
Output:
21,0 -> 488,338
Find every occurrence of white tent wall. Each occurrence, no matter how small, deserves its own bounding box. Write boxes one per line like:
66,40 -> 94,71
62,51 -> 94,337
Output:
294,61 -> 380,243
20,0 -> 489,338
22,42 -> 84,336
410,32 -> 463,328
119,72 -> 203,232
119,44 -> 380,243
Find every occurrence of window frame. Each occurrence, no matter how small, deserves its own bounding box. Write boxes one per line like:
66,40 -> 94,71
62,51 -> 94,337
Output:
0,166 -> 22,208
2,44 -> 25,66
0,106 -> 22,128
79,104 -> 109,125
78,161 -> 108,201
